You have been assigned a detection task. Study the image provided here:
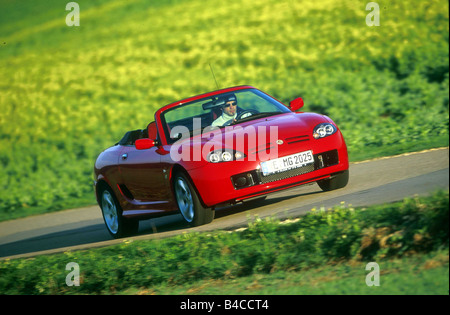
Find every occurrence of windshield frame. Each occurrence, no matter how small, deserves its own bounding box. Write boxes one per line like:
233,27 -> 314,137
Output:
160,88 -> 291,145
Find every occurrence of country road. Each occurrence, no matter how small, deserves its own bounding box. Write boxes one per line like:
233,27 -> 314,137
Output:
0,148 -> 448,260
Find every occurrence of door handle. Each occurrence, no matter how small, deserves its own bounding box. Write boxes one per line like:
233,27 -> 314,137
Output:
121,153 -> 128,160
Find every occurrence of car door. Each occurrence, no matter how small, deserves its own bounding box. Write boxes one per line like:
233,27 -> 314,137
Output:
118,144 -> 171,211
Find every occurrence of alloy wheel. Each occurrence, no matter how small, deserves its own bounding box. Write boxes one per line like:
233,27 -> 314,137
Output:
175,177 -> 195,223
102,190 -> 119,234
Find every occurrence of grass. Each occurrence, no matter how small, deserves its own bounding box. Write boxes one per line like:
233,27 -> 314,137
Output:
0,0 -> 448,221
122,250 -> 449,295
0,190 -> 447,295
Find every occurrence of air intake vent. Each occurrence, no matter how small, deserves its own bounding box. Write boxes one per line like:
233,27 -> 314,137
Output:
118,184 -> 134,200
285,135 -> 310,144
249,142 -> 275,155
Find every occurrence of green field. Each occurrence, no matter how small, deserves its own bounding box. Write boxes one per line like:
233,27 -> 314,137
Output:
0,0 -> 448,220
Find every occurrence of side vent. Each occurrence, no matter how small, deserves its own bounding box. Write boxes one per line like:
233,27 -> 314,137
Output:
118,184 -> 134,200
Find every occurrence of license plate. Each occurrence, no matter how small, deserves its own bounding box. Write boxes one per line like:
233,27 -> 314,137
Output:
260,150 -> 314,176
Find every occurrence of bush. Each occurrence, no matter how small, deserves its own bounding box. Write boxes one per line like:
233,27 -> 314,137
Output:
0,190 -> 447,294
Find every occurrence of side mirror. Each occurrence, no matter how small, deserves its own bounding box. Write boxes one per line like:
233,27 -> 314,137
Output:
289,97 -> 304,111
135,138 -> 156,150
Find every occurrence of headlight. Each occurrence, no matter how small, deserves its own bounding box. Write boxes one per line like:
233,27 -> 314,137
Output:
313,123 -> 337,139
207,149 -> 245,163
222,151 -> 232,162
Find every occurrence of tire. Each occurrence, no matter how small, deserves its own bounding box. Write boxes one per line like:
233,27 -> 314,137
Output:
99,186 -> 139,239
317,170 -> 349,192
173,172 -> 214,226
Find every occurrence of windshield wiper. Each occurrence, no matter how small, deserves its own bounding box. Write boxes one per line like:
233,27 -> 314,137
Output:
231,111 -> 282,125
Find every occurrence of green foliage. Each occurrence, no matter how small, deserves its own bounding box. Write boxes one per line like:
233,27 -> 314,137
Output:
0,0 -> 448,219
129,250 -> 449,295
0,190 -> 447,294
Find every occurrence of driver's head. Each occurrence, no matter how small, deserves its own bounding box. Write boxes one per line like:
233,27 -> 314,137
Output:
221,94 -> 237,116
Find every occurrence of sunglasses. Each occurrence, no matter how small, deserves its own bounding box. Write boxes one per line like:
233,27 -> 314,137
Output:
224,101 -> 237,107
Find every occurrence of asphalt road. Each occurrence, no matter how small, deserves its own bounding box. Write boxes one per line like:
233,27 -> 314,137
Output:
0,148 -> 448,260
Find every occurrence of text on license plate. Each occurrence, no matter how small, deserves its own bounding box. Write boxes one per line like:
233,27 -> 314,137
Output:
260,150 -> 314,176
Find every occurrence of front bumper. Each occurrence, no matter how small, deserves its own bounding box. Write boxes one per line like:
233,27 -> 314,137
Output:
187,133 -> 349,208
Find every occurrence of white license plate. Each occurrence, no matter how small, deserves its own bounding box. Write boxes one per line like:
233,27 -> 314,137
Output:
260,150 -> 314,176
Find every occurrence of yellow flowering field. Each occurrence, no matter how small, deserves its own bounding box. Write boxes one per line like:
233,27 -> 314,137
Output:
0,0 -> 448,219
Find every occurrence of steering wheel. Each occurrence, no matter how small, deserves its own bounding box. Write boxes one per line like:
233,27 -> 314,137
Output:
235,109 -> 259,121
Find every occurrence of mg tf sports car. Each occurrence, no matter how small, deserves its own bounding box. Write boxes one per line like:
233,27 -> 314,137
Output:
94,86 -> 349,238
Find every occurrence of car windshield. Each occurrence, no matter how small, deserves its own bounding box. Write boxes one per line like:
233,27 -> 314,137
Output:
161,88 -> 290,143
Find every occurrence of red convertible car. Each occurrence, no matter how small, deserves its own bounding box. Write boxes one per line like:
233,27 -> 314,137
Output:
94,86 -> 349,238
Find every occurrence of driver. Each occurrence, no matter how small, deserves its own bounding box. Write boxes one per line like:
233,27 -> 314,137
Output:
211,94 -> 238,127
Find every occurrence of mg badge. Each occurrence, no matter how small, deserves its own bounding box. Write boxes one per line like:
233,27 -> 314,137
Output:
276,139 -> 284,145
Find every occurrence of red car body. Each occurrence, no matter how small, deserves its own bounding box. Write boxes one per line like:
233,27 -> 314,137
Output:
94,86 -> 349,238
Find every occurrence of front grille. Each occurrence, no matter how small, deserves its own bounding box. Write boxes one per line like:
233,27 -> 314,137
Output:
258,163 -> 315,184
230,149 -> 339,189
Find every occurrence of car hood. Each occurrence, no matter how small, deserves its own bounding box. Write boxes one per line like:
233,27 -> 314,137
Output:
174,112 -> 332,157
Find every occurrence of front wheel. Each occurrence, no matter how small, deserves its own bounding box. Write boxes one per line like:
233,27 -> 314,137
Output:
100,186 -> 139,238
317,170 -> 349,191
173,172 -> 214,226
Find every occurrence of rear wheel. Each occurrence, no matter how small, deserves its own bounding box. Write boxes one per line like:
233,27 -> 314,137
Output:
317,170 -> 349,191
100,186 -> 139,238
174,172 -> 214,226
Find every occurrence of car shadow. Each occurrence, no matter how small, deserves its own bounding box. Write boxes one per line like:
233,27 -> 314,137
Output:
137,188 -> 323,235
0,223 -> 109,258
0,188 -> 322,258
214,189 -> 322,219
